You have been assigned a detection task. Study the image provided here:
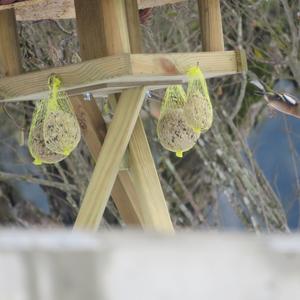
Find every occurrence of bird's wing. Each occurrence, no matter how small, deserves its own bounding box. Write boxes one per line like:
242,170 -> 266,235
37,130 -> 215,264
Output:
268,101 -> 300,119
282,93 -> 298,106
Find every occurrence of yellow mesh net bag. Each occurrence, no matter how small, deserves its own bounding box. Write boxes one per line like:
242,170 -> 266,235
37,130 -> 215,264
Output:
28,99 -> 67,165
28,75 -> 81,165
157,85 -> 200,158
184,66 -> 213,133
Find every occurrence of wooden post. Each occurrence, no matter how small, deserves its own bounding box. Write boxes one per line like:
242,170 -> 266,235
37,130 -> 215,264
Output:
72,0 -> 140,225
0,9 -> 22,76
123,0 -> 173,231
74,0 -> 173,232
0,9 -> 24,146
198,0 -> 224,51
125,0 -> 144,54
74,87 -> 146,229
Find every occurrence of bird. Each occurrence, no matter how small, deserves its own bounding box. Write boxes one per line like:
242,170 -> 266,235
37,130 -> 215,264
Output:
250,79 -> 300,119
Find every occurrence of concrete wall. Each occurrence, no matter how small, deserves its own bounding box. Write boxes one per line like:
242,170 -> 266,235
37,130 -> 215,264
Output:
0,231 -> 299,300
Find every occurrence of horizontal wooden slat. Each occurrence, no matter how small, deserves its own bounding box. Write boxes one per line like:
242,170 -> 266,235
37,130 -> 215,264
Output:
0,50 -> 246,103
0,54 -> 131,102
0,0 -> 43,11
0,0 -> 186,20
130,51 -> 241,75
138,0 -> 183,9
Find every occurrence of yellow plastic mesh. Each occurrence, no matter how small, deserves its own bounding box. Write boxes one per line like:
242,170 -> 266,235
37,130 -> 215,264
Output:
28,99 -> 67,165
185,66 -> 213,133
160,85 -> 187,116
28,75 -> 81,165
157,85 -> 199,158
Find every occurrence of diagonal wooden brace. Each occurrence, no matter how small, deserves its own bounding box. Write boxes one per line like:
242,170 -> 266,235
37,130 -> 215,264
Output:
74,87 -> 147,229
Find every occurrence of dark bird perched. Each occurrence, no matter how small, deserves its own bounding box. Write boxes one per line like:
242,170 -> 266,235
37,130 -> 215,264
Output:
250,79 -> 300,119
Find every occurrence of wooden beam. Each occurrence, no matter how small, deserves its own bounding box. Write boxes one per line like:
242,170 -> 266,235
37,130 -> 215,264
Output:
0,9 -> 22,76
0,50 -> 246,102
130,51 -> 240,75
0,9 -> 24,142
74,0 -> 141,226
0,54 -> 131,101
72,0 -> 140,226
127,118 -> 173,231
0,0 -> 43,10
74,0 -> 130,59
138,0 -> 183,9
125,0 -> 144,53
0,0 -> 186,21
198,0 -> 224,51
73,87 -> 146,230
123,0 -> 173,232
74,0 -> 172,232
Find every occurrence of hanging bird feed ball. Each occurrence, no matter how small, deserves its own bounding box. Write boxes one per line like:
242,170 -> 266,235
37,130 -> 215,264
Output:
184,66 -> 213,133
42,75 -> 80,156
28,75 -> 81,165
157,85 -> 200,157
28,121 -> 66,165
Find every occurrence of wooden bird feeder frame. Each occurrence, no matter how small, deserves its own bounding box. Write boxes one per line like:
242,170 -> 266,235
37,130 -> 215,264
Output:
0,0 -> 247,232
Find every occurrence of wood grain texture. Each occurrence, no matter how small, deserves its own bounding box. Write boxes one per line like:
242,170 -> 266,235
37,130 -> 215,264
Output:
0,51 -> 245,102
0,9 -> 24,145
13,0 -> 73,20
125,0 -> 174,232
6,0 -> 185,20
138,0 -> 183,9
74,0 -> 130,59
74,0 -> 174,231
0,9 -> 22,77
0,54 -> 131,101
125,0 -> 144,54
236,49 -> 248,73
73,0 -> 140,226
0,0 -> 43,10
130,51 -> 239,75
71,96 -> 106,159
198,0 -> 224,51
74,87 -> 146,230
127,118 -> 174,232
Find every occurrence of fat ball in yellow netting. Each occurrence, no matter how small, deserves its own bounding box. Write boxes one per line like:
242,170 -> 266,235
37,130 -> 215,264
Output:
157,85 -> 200,158
28,75 -> 81,165
184,66 -> 213,133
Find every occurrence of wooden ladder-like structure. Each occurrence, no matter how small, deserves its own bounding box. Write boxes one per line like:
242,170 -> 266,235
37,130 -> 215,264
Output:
0,0 -> 247,232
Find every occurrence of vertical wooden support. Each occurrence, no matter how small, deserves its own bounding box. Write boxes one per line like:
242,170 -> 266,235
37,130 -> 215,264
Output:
127,118 -> 173,230
73,0 -> 140,225
74,0 -> 173,232
198,0 -> 224,51
74,87 -> 146,229
122,0 -> 174,231
0,9 -> 22,76
74,0 -> 130,58
125,0 -> 144,53
0,8 -> 24,150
